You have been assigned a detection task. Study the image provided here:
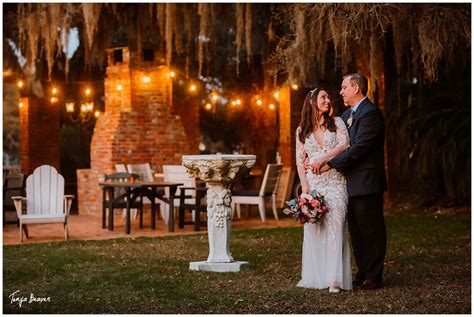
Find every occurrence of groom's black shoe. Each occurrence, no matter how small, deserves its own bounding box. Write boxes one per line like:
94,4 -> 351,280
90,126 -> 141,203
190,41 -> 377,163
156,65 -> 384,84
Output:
360,279 -> 381,290
353,276 -> 365,288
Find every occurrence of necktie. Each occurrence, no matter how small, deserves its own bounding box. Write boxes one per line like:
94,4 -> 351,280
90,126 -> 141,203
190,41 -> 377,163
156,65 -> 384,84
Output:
347,109 -> 354,127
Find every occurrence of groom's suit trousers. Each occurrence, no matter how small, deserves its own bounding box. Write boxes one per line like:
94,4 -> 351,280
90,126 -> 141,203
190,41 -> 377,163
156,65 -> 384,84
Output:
347,193 -> 386,283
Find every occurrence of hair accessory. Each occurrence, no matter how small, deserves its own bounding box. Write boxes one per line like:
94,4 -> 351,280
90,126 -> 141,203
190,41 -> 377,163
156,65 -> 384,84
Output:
309,88 -> 318,105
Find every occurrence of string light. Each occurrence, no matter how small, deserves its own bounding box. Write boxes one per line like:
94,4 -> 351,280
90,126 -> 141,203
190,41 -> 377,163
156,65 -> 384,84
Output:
291,84 -> 299,90
66,102 -> 75,113
13,65 -> 288,119
19,101 -> 24,108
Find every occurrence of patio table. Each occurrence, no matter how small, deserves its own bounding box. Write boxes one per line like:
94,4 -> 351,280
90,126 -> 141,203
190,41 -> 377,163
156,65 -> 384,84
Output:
99,181 -> 183,234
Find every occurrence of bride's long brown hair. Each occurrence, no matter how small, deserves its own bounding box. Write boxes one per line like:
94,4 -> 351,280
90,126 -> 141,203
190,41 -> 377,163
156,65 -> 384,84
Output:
298,87 -> 336,143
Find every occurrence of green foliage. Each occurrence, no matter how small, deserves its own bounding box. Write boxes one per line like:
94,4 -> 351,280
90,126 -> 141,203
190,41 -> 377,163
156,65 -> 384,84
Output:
387,105 -> 470,203
3,84 -> 21,165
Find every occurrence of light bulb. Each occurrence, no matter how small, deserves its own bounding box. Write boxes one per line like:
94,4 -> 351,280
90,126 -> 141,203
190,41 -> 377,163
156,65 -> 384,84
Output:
66,102 -> 75,113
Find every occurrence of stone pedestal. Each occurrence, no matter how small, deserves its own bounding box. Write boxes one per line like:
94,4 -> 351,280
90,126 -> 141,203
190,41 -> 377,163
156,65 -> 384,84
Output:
182,154 -> 256,272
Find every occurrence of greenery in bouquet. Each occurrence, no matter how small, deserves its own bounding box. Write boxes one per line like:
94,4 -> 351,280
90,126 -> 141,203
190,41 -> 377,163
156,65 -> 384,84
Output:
283,189 -> 328,224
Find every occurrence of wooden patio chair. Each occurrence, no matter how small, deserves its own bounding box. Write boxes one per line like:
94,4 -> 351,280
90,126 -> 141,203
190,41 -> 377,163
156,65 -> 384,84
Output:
231,163 -> 283,223
115,164 -> 127,172
102,172 -> 143,231
161,165 -> 207,231
127,163 -> 154,181
3,172 -> 25,226
12,165 -> 74,242
126,163 -> 164,221
275,167 -> 295,208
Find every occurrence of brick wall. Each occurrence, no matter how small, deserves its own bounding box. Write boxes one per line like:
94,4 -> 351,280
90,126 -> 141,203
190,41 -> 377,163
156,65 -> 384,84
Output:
77,47 -> 199,214
19,97 -> 60,174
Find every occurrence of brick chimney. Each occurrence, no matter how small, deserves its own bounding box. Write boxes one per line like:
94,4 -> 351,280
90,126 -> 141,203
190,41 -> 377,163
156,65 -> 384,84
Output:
77,47 -> 199,214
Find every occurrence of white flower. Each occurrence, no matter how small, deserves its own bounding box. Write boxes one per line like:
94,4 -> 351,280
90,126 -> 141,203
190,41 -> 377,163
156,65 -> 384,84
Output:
301,205 -> 309,215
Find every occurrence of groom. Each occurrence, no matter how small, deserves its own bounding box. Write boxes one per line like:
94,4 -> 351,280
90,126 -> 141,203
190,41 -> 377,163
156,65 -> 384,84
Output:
313,73 -> 387,290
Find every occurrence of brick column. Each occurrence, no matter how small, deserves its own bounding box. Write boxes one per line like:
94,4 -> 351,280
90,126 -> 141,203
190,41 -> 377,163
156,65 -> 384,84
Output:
279,86 -> 292,166
19,97 -> 60,174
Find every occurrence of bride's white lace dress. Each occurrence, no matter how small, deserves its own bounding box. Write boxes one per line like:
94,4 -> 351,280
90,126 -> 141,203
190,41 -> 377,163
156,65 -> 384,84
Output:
295,117 -> 352,290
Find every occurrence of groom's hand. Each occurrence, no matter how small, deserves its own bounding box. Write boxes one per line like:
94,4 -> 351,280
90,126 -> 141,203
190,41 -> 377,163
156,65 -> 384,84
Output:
311,158 -> 326,174
317,164 -> 331,174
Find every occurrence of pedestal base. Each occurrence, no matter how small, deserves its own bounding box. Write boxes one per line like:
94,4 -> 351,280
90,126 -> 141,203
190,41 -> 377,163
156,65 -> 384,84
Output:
189,261 -> 249,272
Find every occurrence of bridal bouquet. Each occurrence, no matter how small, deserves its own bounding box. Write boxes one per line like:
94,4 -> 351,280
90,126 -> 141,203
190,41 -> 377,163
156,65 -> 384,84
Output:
283,190 -> 328,224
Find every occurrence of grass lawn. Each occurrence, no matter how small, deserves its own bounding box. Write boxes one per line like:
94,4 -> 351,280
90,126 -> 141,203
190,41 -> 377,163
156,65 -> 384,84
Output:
3,210 -> 470,314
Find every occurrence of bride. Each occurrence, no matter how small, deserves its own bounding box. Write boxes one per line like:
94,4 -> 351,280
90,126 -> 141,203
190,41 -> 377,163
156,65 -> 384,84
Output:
295,87 -> 352,293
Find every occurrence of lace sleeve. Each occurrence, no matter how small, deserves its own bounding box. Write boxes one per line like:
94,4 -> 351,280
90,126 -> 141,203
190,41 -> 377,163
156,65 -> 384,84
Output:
317,117 -> 350,164
295,128 -> 310,193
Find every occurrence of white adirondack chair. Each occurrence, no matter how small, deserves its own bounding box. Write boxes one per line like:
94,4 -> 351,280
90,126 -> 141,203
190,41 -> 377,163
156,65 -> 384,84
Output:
12,165 -> 74,242
232,163 -> 283,223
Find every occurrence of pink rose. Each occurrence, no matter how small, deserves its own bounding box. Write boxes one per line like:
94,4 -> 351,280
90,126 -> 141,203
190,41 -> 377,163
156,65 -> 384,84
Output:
298,197 -> 306,207
310,199 -> 320,208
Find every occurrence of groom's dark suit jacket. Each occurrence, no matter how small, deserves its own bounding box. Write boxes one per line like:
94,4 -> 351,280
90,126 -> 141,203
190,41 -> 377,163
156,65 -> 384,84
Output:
330,97 -> 387,197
